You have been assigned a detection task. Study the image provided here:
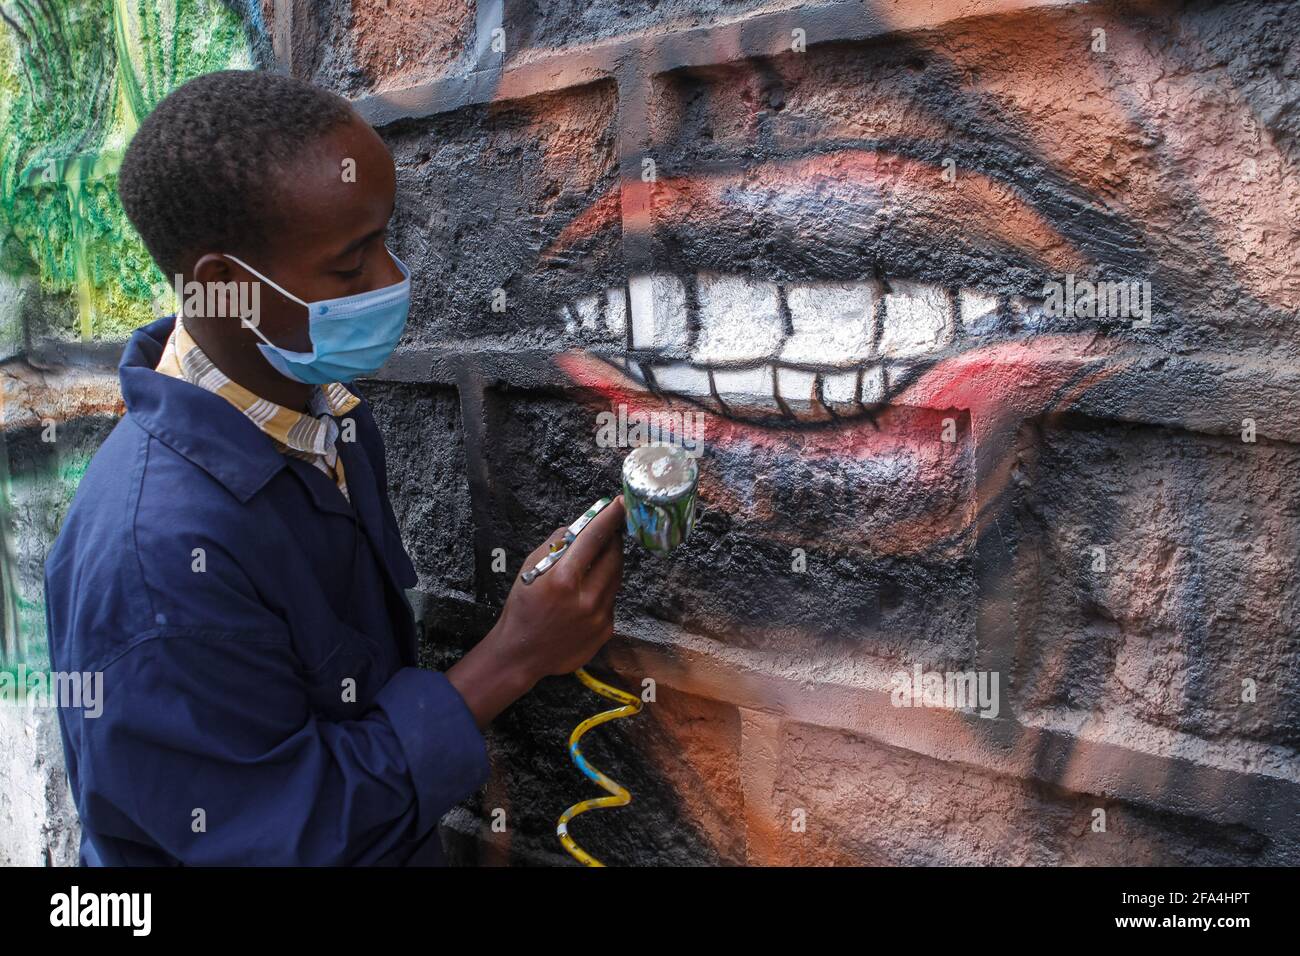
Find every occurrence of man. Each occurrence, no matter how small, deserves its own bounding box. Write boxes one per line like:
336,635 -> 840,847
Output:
43,69 -> 625,866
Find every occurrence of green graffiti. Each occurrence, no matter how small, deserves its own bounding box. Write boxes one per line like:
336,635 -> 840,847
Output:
0,1 -> 265,341
0,2 -> 266,672
0,435 -> 107,667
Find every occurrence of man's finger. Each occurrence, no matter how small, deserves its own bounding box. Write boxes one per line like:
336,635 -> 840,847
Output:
517,525 -> 570,581
591,554 -> 623,615
583,519 -> 625,600
564,495 -> 625,574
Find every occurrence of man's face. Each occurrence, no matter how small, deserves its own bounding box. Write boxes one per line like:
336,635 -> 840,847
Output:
230,114 -> 402,352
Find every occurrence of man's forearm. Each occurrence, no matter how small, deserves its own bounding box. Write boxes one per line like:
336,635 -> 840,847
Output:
445,626 -> 536,730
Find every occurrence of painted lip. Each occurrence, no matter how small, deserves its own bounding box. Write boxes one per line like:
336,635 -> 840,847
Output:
537,134 -> 1136,557
560,331 -> 1127,561
550,142 -> 1099,285
543,130 -> 1151,289
539,136 -> 1136,425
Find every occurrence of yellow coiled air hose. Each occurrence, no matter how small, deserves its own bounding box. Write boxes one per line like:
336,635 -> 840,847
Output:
534,444 -> 699,866
556,666 -> 643,867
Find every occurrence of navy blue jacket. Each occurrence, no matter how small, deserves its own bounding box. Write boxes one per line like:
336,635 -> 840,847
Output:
44,316 -> 489,865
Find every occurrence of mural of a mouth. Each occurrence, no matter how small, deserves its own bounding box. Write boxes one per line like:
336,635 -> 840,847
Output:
365,0 -> 1300,869
556,271 -> 1061,425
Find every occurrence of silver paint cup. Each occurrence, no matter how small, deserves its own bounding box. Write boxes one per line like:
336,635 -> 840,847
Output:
622,445 -> 698,552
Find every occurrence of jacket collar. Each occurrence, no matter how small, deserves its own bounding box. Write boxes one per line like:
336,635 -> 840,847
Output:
119,316 -> 292,503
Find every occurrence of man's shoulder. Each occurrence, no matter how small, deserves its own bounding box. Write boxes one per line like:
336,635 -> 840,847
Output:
50,413 -> 147,547
54,409 -> 271,572
46,410 -> 292,663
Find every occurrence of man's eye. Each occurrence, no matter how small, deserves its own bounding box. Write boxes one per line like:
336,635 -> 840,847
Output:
336,265 -> 364,279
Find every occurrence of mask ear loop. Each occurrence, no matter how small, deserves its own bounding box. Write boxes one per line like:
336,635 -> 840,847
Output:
383,245 -> 411,280
223,253 -> 312,353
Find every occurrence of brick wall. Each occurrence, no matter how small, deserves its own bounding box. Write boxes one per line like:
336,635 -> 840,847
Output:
314,0 -> 1298,864
2,0 -> 1296,865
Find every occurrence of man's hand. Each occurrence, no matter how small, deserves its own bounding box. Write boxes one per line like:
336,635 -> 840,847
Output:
447,496 -> 626,728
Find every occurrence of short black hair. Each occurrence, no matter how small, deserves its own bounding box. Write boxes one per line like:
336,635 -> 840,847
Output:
118,70 -> 357,278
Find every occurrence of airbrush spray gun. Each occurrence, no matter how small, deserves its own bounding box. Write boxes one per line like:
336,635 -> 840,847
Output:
521,444 -> 699,866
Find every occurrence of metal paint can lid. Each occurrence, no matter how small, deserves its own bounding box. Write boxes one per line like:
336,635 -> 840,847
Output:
622,444 -> 698,503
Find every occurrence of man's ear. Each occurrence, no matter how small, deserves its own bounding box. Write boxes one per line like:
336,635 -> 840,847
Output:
192,252 -> 238,286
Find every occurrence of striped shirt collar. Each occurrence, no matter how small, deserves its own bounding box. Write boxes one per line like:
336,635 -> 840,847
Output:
154,313 -> 360,495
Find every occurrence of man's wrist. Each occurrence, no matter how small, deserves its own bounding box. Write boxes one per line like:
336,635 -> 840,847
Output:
486,616 -> 540,700
445,622 -> 538,729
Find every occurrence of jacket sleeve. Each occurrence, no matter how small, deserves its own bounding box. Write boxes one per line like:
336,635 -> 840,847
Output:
74,627 -> 490,865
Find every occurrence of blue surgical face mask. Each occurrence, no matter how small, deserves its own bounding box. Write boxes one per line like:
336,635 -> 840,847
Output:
224,248 -> 411,385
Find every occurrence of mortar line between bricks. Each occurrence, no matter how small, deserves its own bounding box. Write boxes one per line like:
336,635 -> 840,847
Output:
738,708 -> 783,865
971,413 -> 1024,708
270,0 -> 292,74
350,1 -> 1080,128
454,360 -> 498,604
614,68 -> 657,288
360,348 -> 1300,445
18,341 -> 1300,447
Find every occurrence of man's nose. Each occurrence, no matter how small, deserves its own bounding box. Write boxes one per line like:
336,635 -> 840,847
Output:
372,248 -> 404,289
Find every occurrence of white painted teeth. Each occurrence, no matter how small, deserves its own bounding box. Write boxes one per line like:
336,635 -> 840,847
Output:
628,274 -> 689,353
712,365 -> 778,412
574,273 -> 1046,419
878,280 -> 954,358
781,281 -> 876,366
959,289 -> 1000,333
775,367 -> 818,405
561,288 -> 627,338
605,286 -> 627,338
821,369 -> 863,412
644,362 -> 711,398
861,365 -> 886,404
571,294 -> 601,333
692,274 -> 785,364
